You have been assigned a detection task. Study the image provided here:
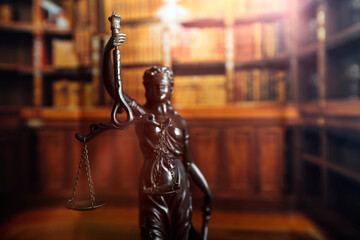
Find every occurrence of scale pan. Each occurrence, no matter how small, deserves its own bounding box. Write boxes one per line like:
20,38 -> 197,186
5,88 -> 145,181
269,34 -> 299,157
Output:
143,183 -> 181,195
66,200 -> 105,211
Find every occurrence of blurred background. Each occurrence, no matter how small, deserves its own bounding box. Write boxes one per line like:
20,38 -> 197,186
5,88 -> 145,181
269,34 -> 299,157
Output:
1,0 -> 360,239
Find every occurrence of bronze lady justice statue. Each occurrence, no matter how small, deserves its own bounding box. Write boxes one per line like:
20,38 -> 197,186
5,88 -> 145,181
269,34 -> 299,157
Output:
71,12 -> 212,240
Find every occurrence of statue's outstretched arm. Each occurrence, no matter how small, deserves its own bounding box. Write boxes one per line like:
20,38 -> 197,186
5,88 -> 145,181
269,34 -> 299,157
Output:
103,36 -> 146,116
182,119 -> 212,215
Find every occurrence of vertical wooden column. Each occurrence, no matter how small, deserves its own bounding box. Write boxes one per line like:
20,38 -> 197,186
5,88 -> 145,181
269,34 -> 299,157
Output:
316,1 -> 328,206
289,0 -> 299,105
89,0 -> 101,106
32,0 -> 43,107
224,0 -> 235,103
317,2 -> 327,111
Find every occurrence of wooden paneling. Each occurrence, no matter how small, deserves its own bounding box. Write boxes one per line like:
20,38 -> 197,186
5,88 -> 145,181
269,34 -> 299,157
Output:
225,127 -> 256,193
190,127 -> 219,189
90,130 -> 114,190
112,127 -> 141,191
38,130 -> 66,192
258,127 -> 284,195
30,117 -> 288,204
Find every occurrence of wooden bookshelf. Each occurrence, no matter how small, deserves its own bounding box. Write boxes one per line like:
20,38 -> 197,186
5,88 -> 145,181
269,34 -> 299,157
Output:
172,62 -> 225,76
295,0 -> 360,237
297,42 -> 318,59
302,153 -> 325,166
234,12 -> 288,24
181,18 -> 224,28
326,22 -> 360,50
0,21 -> 34,32
235,56 -> 290,69
0,63 -> 33,72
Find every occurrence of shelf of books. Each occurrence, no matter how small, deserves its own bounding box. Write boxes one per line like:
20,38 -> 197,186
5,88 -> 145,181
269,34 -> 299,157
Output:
99,0 -> 292,108
296,0 -> 360,237
0,0 -> 293,110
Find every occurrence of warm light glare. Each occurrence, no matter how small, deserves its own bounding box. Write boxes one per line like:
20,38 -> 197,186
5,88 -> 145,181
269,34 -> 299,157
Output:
156,0 -> 189,23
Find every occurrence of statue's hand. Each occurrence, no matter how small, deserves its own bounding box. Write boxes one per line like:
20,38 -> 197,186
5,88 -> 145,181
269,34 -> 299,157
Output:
202,195 -> 212,219
105,33 -> 126,52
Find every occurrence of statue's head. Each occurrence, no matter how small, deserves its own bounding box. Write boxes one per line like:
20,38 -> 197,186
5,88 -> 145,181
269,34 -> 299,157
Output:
143,66 -> 174,103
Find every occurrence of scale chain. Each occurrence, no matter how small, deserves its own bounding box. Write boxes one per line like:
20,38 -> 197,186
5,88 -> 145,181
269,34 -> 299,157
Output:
68,142 -> 97,208
84,143 -> 96,206
69,143 -> 86,203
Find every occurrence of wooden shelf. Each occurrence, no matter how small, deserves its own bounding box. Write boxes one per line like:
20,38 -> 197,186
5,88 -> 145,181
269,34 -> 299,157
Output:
0,63 -> 33,72
0,22 -> 72,35
122,63 -> 162,69
121,18 -> 160,26
327,162 -> 360,183
326,22 -> 360,51
181,18 -> 224,28
297,42 -> 318,59
302,154 -> 360,183
299,102 -> 321,115
172,61 -> 225,75
42,25 -> 72,36
41,66 -> 92,77
325,99 -> 360,117
0,22 -> 34,33
302,153 -> 325,166
20,104 -> 299,121
235,56 -> 290,69
234,12 -> 287,25
19,65 -> 92,76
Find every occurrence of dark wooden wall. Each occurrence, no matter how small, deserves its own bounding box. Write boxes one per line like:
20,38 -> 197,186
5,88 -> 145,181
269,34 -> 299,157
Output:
30,116 -> 290,209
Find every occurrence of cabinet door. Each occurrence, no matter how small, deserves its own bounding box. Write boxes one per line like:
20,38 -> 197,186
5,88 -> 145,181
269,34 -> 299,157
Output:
90,130 -> 114,191
38,130 -> 66,192
225,127 -> 256,193
113,128 -> 141,192
258,127 -> 284,195
190,127 -> 219,190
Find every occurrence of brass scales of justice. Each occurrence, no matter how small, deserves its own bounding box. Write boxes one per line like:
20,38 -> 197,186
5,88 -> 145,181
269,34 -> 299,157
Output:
65,12 -> 180,211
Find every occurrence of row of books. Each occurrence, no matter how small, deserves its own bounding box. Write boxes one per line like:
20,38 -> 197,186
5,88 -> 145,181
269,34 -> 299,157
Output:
51,39 -> 79,68
51,29 -> 93,68
120,67 -> 147,105
172,75 -> 227,106
76,0 -> 90,26
74,29 -> 92,66
106,0 -> 163,20
52,79 -> 93,108
182,0 -> 287,17
121,24 -> 162,65
106,0 -> 287,23
233,0 -> 288,17
234,69 -> 289,102
0,33 -> 32,65
105,69 -> 228,107
172,27 -> 225,63
116,22 -> 286,65
234,20 -> 288,62
337,0 -> 360,30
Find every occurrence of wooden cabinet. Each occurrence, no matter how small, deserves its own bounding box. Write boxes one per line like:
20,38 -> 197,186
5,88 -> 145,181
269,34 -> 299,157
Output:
225,127 -> 256,193
37,129 -> 67,192
23,106 -> 295,207
190,127 -> 219,189
258,127 -> 284,195
294,0 -> 360,238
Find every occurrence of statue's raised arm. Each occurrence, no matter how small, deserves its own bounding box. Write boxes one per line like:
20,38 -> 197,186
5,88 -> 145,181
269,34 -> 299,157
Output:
75,12 -> 136,143
103,14 -> 146,117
